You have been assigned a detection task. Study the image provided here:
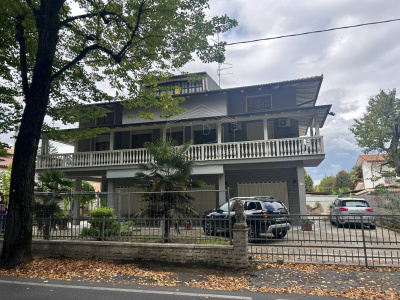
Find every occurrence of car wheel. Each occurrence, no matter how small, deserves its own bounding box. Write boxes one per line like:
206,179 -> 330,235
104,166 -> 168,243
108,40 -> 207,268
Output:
273,229 -> 287,239
204,220 -> 215,235
247,224 -> 259,242
369,224 -> 376,230
330,214 -> 335,225
336,217 -> 343,228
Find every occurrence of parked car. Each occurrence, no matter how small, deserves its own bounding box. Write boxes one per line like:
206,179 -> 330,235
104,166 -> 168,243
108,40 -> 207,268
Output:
330,198 -> 375,229
203,196 -> 291,242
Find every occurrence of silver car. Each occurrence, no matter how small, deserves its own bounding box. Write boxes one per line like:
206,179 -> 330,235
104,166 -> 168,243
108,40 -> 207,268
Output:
330,198 -> 376,229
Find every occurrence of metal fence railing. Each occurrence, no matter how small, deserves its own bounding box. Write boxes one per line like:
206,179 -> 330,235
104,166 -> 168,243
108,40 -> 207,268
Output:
248,214 -> 400,267
1,192 -> 400,267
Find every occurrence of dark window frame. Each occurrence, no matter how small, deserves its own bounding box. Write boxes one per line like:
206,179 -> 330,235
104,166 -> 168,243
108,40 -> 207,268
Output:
246,94 -> 272,112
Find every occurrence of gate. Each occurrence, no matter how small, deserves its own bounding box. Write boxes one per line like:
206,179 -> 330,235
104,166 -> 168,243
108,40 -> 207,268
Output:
248,214 -> 400,267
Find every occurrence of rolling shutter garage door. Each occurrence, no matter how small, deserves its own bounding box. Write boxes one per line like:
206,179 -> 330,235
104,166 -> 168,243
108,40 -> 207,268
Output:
237,182 -> 289,209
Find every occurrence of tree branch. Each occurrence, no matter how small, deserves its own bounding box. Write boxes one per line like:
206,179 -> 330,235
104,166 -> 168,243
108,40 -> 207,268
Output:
15,13 -> 30,97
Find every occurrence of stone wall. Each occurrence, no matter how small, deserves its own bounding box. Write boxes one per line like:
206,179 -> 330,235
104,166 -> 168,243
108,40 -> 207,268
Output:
0,226 -> 248,269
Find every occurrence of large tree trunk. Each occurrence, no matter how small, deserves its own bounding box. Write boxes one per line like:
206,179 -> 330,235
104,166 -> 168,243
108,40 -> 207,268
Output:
0,0 -> 63,268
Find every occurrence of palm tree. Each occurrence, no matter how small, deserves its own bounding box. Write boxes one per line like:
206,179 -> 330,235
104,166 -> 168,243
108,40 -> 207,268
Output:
35,169 -> 73,239
134,138 -> 204,242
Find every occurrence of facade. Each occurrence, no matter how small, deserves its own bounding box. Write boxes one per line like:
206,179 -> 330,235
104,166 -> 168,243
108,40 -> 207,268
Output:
37,72 -> 331,215
0,149 -> 13,170
355,154 -> 396,189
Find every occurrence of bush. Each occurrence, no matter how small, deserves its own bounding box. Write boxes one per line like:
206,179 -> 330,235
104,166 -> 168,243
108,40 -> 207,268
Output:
88,207 -> 115,231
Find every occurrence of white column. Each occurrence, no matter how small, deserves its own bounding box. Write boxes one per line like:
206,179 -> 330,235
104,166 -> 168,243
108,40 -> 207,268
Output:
314,116 -> 320,136
109,130 -> 115,150
263,118 -> 269,140
217,123 -> 222,143
72,179 -> 82,225
162,126 -> 167,140
73,140 -> 78,153
218,172 -> 226,205
41,138 -> 49,155
107,179 -> 115,208
297,166 -> 307,215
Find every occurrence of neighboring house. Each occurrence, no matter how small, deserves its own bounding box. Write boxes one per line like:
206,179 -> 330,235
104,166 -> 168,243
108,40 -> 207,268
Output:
354,154 -> 396,190
0,149 -> 13,170
37,72 -> 332,215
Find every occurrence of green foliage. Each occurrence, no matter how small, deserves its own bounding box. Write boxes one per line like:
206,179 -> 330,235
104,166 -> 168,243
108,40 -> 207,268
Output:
304,169 -> 314,192
350,166 -> 363,188
0,0 -> 238,140
333,187 -> 351,197
316,175 -> 336,194
89,207 -> 114,218
0,163 -> 12,195
335,170 -> 355,190
350,89 -> 400,174
135,138 -> 204,242
374,184 -> 400,214
88,207 -> 115,232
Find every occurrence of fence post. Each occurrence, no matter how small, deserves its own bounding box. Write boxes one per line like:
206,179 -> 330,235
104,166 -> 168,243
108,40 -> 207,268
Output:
101,216 -> 105,242
118,191 -> 121,242
232,198 -> 248,269
361,215 -> 368,267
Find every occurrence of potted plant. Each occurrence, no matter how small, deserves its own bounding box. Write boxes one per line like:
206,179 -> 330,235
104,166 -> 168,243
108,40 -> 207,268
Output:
301,218 -> 315,231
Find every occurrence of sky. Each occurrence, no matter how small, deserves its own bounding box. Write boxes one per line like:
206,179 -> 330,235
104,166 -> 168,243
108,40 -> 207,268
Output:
2,0 -> 400,185
179,0 -> 400,184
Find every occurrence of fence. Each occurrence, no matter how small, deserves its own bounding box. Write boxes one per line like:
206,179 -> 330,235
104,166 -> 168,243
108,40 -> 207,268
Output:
1,192 -> 400,267
248,214 -> 400,267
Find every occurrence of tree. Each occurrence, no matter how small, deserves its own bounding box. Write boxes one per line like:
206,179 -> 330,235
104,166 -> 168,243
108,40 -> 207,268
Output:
0,0 -> 237,268
134,138 -> 204,242
350,89 -> 400,174
316,175 -> 336,194
335,170 -> 354,190
350,166 -> 363,189
304,169 -> 314,192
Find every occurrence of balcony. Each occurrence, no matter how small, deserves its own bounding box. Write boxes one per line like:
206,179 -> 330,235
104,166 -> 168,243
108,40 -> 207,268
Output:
36,136 -> 324,170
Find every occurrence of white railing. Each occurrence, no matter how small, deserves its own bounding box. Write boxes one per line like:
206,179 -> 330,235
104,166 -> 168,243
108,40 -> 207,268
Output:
36,136 -> 324,169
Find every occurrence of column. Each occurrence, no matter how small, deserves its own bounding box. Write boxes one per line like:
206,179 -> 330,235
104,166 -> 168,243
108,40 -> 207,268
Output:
297,166 -> 307,215
314,116 -> 320,136
41,138 -> 49,155
109,130 -> 115,150
72,179 -> 82,225
263,118 -> 269,140
217,123 -> 222,143
218,172 -> 226,205
162,126 -> 167,140
107,179 -> 115,208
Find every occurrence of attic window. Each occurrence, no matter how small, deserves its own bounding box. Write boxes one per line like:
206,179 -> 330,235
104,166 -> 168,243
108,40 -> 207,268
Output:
96,112 -> 115,125
246,95 -> 272,112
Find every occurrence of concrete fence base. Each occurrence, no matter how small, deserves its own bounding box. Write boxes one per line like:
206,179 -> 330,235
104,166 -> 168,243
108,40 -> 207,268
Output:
0,226 -> 249,269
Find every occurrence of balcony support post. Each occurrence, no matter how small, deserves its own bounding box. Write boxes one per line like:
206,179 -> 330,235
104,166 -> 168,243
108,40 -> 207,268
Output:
314,115 -> 320,136
263,117 -> 269,140
72,179 -> 82,225
109,130 -> 115,150
296,166 -> 307,215
218,172 -> 226,205
107,179 -> 115,208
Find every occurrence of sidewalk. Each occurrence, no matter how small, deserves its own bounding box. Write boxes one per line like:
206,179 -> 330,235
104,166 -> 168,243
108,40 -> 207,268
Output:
1,257 -> 399,299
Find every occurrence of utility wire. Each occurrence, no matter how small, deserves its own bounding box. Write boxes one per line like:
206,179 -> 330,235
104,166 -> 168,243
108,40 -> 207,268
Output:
226,18 -> 400,46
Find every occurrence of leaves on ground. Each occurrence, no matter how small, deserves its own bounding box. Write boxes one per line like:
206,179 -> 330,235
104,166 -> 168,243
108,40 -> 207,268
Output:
1,257 -> 400,299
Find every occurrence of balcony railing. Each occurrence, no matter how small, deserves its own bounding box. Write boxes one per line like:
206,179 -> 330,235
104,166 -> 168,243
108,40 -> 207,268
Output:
36,136 -> 324,169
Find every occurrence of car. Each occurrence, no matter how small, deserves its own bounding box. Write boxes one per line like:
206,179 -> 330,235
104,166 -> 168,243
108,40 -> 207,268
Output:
203,196 -> 291,242
330,197 -> 376,229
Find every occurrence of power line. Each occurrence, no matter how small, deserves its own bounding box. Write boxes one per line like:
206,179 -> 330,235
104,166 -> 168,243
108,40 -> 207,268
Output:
226,18 -> 400,46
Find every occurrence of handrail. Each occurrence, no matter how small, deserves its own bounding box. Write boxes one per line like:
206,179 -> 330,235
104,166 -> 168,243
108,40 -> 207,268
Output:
36,136 -> 324,169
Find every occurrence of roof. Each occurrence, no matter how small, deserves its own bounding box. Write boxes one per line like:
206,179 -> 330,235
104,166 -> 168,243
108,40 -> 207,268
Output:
355,154 -> 386,167
0,156 -> 12,169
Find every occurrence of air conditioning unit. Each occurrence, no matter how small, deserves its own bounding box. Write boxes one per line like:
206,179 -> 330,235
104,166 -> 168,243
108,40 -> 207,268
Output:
278,118 -> 291,128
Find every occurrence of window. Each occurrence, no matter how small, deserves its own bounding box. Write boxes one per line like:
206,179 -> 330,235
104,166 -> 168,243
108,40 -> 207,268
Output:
96,112 -> 115,125
155,81 -> 203,96
167,131 -> 183,145
246,95 -> 272,112
131,133 -> 152,148
95,142 -> 110,151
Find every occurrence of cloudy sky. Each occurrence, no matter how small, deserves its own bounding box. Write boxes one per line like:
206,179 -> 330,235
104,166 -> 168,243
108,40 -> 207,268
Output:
180,0 -> 400,184
2,0 -> 400,185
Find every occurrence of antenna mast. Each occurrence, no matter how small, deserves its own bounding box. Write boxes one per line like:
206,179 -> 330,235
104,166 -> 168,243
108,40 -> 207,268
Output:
215,32 -> 233,87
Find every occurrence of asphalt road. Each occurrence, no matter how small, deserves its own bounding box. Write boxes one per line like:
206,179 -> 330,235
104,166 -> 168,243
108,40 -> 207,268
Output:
0,276 -> 349,300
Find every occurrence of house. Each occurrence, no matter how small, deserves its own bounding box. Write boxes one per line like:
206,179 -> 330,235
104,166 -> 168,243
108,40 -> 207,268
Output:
0,149 -> 13,170
354,154 -> 396,190
36,72 -> 332,216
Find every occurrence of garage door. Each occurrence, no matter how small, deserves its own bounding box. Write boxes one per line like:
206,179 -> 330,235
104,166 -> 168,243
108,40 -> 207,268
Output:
237,182 -> 289,208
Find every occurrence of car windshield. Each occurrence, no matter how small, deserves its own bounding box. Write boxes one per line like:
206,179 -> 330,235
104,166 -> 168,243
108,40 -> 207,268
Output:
342,200 -> 369,207
262,201 -> 287,213
218,202 -> 233,212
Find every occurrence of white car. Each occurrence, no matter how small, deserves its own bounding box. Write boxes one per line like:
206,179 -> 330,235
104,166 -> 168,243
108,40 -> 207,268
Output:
330,197 -> 375,229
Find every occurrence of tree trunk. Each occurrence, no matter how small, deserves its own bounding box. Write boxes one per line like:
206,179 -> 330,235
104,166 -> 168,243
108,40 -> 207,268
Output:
0,0 -> 63,268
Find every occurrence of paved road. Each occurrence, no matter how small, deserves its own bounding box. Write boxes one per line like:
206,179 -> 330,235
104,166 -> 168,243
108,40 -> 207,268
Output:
0,276 -> 347,300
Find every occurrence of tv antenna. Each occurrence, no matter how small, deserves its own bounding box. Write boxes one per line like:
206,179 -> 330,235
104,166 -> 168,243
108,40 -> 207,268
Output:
212,33 -> 233,87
